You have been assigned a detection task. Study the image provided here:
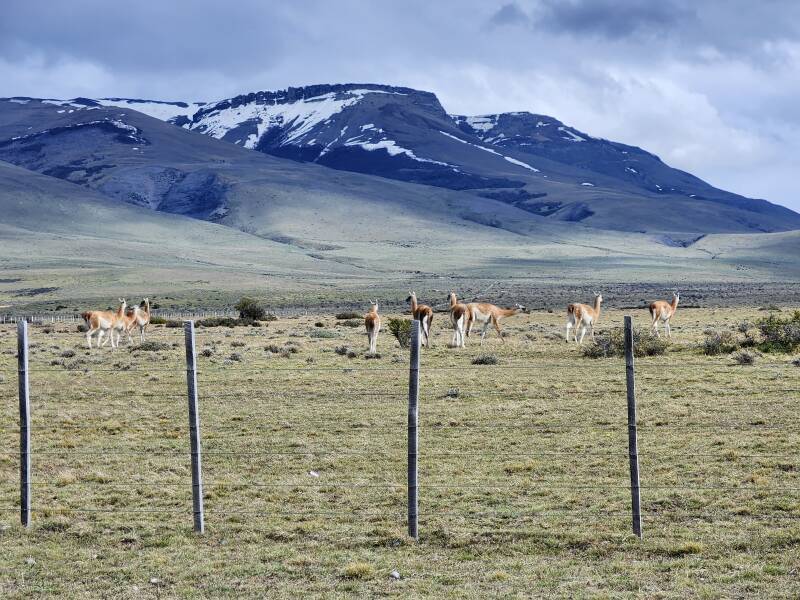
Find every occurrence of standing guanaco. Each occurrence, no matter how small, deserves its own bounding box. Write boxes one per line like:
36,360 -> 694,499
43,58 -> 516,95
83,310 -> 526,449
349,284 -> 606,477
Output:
649,291 -> 679,338
565,293 -> 602,345
82,298 -> 127,349
364,300 -> 381,353
448,292 -> 469,349
406,291 -> 433,348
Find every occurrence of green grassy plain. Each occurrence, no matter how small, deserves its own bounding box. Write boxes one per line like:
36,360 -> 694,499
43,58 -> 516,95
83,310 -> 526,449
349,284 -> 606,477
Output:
0,306 -> 798,598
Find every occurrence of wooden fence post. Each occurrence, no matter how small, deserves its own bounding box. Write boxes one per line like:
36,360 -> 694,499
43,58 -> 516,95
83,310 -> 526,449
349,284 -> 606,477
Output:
408,319 -> 420,540
184,321 -> 205,533
17,320 -> 31,527
624,316 -> 642,538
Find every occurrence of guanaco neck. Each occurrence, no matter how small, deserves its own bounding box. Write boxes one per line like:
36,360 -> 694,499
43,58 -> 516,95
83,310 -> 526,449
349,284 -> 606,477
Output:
498,307 -> 519,318
449,293 -> 457,308
144,299 -> 150,316
670,295 -> 679,312
409,294 -> 418,312
116,302 -> 126,318
593,296 -> 602,318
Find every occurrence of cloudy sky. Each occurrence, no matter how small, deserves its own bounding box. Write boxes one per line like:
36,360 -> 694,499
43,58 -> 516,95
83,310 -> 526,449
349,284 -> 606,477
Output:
2,0 -> 799,211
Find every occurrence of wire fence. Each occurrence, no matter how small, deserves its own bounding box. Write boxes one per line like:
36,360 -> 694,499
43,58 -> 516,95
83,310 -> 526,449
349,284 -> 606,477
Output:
0,316 -> 798,541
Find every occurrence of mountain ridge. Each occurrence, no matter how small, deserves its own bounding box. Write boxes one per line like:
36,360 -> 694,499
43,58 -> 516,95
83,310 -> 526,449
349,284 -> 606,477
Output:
2,85 -> 799,235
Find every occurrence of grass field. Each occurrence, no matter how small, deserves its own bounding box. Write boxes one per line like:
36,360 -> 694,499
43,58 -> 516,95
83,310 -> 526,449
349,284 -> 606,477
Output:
0,306 -> 798,598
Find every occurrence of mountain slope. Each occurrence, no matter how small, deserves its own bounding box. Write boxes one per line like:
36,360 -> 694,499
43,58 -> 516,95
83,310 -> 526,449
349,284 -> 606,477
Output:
79,84 -> 800,234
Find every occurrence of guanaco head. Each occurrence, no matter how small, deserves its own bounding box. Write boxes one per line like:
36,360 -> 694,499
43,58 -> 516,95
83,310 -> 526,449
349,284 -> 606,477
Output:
117,298 -> 127,315
369,300 -> 379,313
448,291 -> 458,307
405,291 -> 416,303
514,303 -> 527,313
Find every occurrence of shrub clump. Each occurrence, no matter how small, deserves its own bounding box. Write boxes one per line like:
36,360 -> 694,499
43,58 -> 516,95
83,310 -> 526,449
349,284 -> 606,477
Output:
235,297 -> 266,321
701,330 -> 739,355
732,350 -> 758,365
472,353 -> 499,365
334,345 -> 350,356
308,329 -> 338,339
755,311 -> 800,353
197,317 -> 261,328
339,319 -> 362,328
335,311 -> 362,320
388,318 -> 412,349
133,341 -> 170,352
582,327 -> 669,359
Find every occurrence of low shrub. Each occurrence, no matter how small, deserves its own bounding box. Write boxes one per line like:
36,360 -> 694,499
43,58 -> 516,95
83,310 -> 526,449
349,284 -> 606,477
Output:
339,319 -> 362,328
60,349 -> 76,358
364,351 -> 381,360
388,318 -> 412,349
229,353 -> 243,362
472,353 -> 499,365
200,348 -> 213,357
231,341 -> 246,347
197,317 -> 262,328
792,357 -> 800,367
755,311 -> 800,353
335,311 -> 362,320
76,324 -> 88,333
732,350 -> 757,365
334,345 -> 349,356
149,316 -> 168,325
308,329 -> 338,339
582,327 -> 669,358
132,341 -> 169,352
701,330 -> 739,355
165,320 -> 183,328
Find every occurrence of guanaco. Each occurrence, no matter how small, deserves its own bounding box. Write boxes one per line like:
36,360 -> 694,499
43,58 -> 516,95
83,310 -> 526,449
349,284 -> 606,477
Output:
82,298 -> 127,349
364,300 -> 381,353
448,292 -> 469,348
649,291 -> 679,338
465,301 -> 525,345
566,293 -> 602,345
406,291 -> 433,347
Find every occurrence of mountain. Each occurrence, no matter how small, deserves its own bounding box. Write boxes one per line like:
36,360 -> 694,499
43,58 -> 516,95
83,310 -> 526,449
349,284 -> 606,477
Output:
80,84 -> 800,235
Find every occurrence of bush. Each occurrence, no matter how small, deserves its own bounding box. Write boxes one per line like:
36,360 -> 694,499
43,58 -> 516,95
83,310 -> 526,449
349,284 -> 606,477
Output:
701,330 -> 739,355
792,358 -> 800,367
335,311 -> 362,320
60,350 -> 76,358
77,324 -> 88,333
197,317 -> 261,328
229,353 -> 243,362
200,348 -> 213,357
235,297 -> 266,321
732,350 -> 757,365
472,353 -> 499,365
308,329 -> 338,339
165,320 -> 182,328
334,345 -> 349,356
339,319 -> 362,328
756,311 -> 800,353
133,341 -> 169,352
582,327 -> 669,359
364,351 -> 381,360
149,316 -> 168,325
388,318 -> 412,349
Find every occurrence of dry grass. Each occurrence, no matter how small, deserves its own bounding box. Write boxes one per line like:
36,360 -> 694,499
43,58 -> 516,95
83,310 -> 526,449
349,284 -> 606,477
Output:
0,307 -> 798,598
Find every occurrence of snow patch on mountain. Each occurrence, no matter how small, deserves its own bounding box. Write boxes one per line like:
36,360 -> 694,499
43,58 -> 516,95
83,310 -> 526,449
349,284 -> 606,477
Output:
192,88 -> 405,150
97,98 -> 203,122
439,131 -> 539,172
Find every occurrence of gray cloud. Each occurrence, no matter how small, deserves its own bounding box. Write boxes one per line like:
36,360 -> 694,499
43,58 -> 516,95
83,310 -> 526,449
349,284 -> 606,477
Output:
0,0 -> 799,211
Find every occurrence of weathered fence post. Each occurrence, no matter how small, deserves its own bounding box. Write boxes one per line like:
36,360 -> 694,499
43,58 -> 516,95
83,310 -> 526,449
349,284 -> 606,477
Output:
624,316 -> 642,538
17,320 -> 31,527
408,319 -> 420,540
184,321 -> 205,533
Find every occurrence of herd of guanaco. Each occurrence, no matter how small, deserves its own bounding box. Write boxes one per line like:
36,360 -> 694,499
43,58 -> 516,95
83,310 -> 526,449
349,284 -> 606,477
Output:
362,290 -> 679,351
79,290 -> 679,353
